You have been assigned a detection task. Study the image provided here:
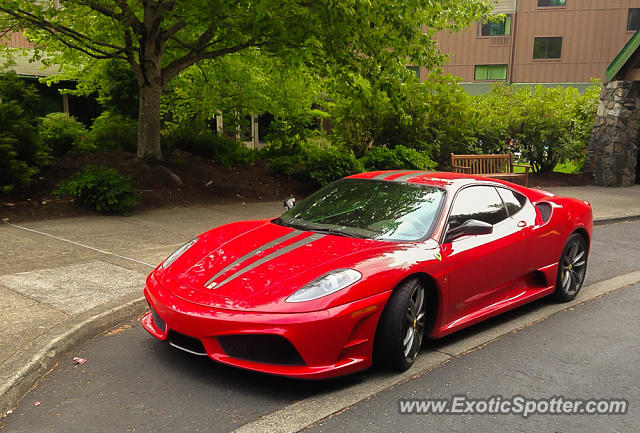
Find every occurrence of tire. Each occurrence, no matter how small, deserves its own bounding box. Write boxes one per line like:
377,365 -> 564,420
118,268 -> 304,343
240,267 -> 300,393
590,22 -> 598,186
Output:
374,278 -> 427,371
553,233 -> 588,302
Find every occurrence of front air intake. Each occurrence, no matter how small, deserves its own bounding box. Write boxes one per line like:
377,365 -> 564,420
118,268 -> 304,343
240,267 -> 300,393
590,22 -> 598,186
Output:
217,334 -> 305,365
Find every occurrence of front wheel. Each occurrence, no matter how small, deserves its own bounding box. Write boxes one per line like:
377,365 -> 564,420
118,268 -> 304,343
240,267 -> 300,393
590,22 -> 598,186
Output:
374,278 -> 427,371
553,233 -> 588,302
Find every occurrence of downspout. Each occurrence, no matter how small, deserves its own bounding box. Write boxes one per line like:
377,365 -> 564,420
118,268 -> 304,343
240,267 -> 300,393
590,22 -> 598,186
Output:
508,0 -> 519,83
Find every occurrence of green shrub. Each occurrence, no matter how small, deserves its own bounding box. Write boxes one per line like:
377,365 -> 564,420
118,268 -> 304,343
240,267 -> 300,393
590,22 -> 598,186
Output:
54,165 -> 139,213
268,154 -> 303,177
360,145 -> 436,171
39,113 -> 92,155
305,142 -> 364,186
330,74 -> 474,164
163,122 -> 256,167
0,74 -> 50,194
268,137 -> 363,187
470,83 -> 601,173
88,111 -> 138,153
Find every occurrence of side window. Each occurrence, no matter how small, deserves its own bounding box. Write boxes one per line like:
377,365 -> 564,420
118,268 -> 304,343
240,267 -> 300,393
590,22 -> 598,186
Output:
449,186 -> 508,228
496,188 -> 527,216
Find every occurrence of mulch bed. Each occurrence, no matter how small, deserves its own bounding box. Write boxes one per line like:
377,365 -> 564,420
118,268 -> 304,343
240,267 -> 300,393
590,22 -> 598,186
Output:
0,150 -> 315,223
1,151 -> 594,223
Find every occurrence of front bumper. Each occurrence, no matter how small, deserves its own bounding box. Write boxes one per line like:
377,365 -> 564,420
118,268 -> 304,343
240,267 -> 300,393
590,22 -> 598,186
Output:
142,273 -> 390,379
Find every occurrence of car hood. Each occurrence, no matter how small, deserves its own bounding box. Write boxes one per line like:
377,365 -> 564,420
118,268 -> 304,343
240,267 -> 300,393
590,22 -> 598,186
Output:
158,221 -> 435,312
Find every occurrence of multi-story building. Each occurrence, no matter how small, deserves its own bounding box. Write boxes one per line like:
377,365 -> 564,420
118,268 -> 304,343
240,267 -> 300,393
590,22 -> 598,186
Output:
431,0 -> 640,93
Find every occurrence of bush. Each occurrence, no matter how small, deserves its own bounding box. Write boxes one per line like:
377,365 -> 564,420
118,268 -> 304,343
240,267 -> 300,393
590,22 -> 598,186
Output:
305,142 -> 364,186
54,165 -> 139,213
39,113 -> 91,155
88,111 -> 138,153
268,137 -> 363,187
360,145 -> 437,171
469,83 -> 601,173
0,74 -> 50,194
163,122 -> 256,167
330,74 -> 474,164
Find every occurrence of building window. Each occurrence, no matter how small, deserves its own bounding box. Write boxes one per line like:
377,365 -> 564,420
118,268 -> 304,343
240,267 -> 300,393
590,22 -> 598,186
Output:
538,0 -> 566,7
627,9 -> 640,31
480,15 -> 511,36
474,65 -> 508,81
533,37 -> 562,59
406,66 -> 420,78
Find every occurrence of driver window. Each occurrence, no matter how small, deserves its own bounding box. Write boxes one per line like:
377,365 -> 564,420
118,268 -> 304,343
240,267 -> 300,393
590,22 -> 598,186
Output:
449,186 -> 508,228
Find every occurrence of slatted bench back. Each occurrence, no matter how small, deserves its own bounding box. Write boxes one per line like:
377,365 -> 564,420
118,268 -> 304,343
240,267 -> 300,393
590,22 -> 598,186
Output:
450,154 -> 513,174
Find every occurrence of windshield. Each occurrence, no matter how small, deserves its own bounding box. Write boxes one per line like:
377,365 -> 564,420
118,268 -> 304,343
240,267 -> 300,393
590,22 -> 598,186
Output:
275,179 -> 445,241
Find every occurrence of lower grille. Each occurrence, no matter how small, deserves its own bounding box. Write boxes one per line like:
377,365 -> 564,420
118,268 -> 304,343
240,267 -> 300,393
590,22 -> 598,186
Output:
168,331 -> 207,356
150,306 -> 166,333
218,334 -> 305,365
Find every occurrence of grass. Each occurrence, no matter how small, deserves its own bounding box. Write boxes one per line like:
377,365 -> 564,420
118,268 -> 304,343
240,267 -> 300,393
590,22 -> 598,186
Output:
513,160 -> 582,174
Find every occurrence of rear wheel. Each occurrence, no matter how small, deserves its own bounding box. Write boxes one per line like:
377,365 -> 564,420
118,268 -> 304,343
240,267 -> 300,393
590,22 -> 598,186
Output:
553,233 -> 588,302
374,278 -> 427,371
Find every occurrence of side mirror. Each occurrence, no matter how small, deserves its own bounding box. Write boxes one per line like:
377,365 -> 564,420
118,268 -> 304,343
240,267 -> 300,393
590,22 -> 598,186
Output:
283,197 -> 296,211
444,219 -> 493,243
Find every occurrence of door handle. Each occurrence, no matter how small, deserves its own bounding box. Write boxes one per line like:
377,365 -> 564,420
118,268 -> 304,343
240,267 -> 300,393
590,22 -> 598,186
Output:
517,221 -> 527,228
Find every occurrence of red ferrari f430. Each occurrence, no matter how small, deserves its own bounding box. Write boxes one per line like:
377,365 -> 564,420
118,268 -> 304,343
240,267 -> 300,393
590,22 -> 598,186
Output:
142,171 -> 592,379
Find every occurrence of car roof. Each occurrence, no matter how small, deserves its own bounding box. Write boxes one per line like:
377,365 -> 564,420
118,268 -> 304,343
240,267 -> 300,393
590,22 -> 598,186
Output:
349,170 -> 496,189
347,170 -> 550,201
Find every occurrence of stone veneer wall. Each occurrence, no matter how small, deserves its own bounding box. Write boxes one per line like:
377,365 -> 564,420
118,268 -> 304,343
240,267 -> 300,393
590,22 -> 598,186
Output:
585,81 -> 639,187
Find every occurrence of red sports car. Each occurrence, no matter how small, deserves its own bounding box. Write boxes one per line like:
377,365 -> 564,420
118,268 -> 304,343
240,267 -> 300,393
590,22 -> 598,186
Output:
141,170 -> 592,379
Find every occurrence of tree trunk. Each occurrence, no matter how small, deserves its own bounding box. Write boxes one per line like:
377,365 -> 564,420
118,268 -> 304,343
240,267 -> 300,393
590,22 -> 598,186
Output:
137,83 -> 163,160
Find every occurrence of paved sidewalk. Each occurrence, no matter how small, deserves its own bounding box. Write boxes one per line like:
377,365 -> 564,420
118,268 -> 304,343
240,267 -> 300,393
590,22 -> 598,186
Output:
0,201 -> 283,414
0,185 -> 638,415
546,185 -> 640,222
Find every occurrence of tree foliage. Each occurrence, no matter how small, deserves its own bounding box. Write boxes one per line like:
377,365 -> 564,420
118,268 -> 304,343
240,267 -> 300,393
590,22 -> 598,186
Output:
470,83 -> 600,173
0,73 -> 49,193
0,0 -> 493,159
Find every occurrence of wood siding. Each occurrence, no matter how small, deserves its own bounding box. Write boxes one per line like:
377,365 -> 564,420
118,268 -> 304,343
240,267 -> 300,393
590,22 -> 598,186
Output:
1,31 -> 34,49
433,0 -> 640,83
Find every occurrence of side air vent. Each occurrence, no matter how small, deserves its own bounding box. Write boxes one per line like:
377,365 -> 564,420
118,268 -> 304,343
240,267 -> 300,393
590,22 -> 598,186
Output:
536,202 -> 552,223
149,306 -> 166,333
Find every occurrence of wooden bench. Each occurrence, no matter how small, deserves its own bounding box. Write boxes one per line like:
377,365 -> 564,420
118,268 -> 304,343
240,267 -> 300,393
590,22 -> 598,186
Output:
450,153 -> 531,186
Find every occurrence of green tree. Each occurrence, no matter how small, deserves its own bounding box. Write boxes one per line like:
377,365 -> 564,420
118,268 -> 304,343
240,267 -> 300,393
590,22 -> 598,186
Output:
0,0 -> 493,160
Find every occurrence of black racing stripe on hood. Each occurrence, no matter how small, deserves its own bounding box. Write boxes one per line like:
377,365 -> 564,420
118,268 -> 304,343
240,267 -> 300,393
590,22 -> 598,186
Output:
207,233 -> 325,290
203,229 -> 303,288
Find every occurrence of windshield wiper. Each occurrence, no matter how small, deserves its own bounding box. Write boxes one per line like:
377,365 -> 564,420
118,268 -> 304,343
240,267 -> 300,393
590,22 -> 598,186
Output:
307,227 -> 368,239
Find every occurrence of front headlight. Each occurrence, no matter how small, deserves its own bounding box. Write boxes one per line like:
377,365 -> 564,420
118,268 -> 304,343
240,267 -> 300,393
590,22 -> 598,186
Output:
161,238 -> 198,269
286,269 -> 362,303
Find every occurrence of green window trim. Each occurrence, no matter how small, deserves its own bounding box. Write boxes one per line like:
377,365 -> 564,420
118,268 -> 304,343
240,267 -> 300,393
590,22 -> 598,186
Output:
480,15 -> 511,37
474,65 -> 508,81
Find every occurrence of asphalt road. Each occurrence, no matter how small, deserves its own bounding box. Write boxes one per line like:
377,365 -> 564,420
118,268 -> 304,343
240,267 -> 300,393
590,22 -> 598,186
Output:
1,220 -> 639,433
307,282 -> 640,433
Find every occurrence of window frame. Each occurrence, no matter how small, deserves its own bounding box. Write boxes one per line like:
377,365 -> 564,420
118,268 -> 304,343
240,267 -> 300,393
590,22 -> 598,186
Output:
496,187 -> 528,218
537,0 -> 566,8
474,64 -> 508,81
533,36 -> 563,60
478,14 -> 512,37
442,185 -> 510,241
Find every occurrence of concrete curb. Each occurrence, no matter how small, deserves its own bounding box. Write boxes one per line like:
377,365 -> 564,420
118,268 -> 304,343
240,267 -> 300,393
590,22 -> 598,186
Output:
0,292 -> 147,417
593,214 -> 640,226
